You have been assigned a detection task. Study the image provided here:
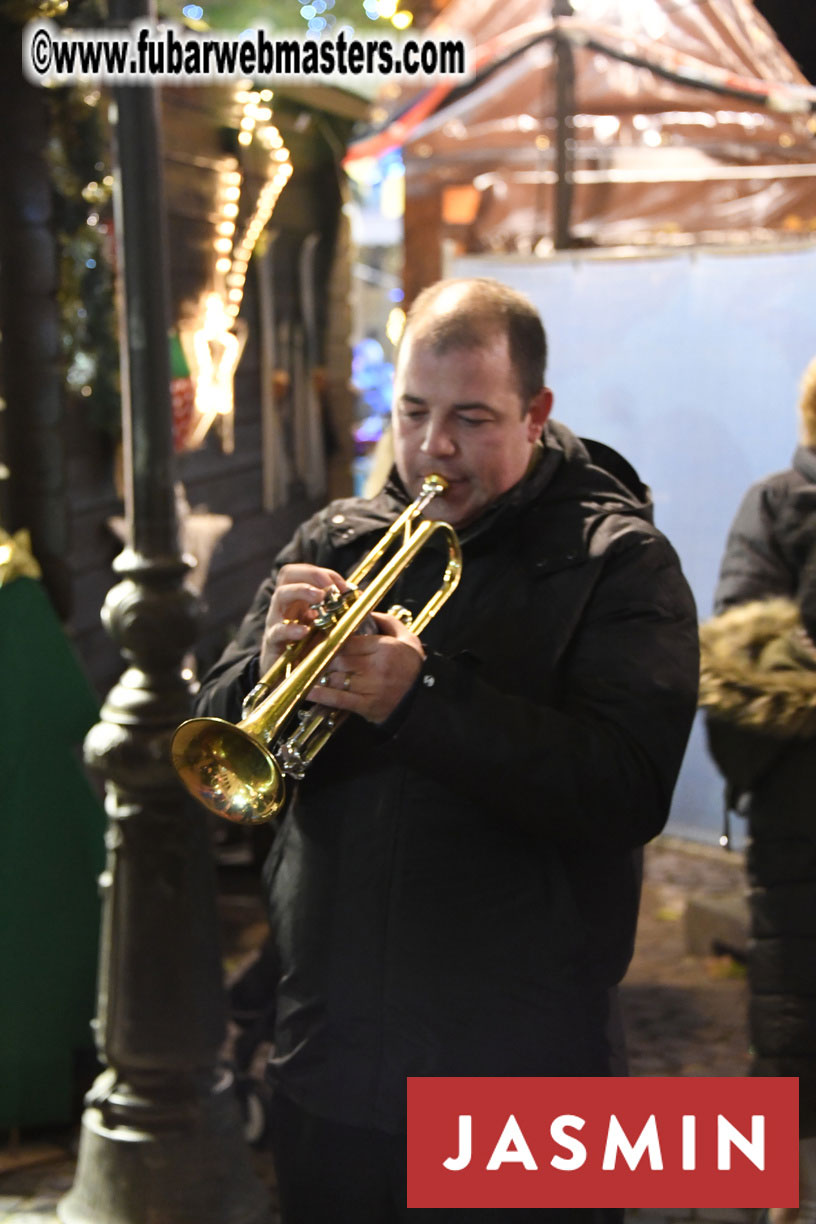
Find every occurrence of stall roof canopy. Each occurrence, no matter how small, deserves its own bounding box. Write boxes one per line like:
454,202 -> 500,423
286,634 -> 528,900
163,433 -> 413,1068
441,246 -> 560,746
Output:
352,0 -> 816,249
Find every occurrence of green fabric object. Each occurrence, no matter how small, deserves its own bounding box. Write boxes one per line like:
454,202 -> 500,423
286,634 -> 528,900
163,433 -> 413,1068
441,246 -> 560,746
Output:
169,328 -> 190,378
0,577 -> 106,1128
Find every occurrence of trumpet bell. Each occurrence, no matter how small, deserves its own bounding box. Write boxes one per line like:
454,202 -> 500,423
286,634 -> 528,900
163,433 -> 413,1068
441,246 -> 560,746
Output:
171,717 -> 286,825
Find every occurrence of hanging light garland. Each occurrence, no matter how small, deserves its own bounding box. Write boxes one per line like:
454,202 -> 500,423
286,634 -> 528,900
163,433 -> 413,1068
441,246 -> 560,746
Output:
220,86 -> 294,321
179,84 -> 294,452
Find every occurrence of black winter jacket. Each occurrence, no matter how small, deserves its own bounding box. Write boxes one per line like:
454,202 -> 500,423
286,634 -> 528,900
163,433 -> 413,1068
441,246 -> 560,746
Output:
702,445 -> 816,1135
714,446 -> 816,611
196,421 -> 699,1133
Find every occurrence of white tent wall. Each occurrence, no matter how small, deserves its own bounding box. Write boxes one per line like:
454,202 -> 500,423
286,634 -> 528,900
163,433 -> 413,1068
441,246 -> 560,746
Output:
450,243 -> 816,844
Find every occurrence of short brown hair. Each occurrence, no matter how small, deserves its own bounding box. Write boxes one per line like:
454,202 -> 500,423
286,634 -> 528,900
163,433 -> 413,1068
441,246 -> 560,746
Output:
404,278 -> 548,406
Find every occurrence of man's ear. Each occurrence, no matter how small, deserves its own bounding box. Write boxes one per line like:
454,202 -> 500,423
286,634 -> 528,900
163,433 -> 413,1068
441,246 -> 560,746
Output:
527,387 -> 554,440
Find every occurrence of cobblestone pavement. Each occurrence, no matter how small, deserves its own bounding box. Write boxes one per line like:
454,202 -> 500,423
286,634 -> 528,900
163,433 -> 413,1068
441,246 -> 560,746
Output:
621,837 -> 750,1081
0,837 -> 762,1223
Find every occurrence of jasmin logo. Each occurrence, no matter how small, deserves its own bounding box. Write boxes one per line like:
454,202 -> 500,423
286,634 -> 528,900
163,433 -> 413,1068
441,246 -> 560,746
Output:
444,1110 -> 765,1172
407,1077 -> 798,1209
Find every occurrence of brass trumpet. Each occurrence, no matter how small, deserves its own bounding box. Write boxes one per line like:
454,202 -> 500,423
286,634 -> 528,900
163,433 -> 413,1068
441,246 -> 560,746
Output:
170,475 -> 462,825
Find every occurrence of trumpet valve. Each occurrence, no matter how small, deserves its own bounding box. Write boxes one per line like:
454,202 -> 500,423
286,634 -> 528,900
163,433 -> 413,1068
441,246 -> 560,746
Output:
311,584 -> 360,629
278,706 -> 342,779
387,604 -> 414,628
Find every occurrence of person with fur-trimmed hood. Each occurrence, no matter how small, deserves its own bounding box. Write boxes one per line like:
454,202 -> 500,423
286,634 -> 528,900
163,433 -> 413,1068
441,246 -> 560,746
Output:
700,355 -> 816,1224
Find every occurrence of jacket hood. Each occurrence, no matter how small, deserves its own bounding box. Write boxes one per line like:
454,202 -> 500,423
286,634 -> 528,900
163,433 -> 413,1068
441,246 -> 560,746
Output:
699,598 -> 816,738
545,421 -> 654,523
799,355 -> 816,447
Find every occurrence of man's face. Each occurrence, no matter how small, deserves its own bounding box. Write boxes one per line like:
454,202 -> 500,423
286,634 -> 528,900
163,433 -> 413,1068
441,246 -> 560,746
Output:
391,328 -> 553,528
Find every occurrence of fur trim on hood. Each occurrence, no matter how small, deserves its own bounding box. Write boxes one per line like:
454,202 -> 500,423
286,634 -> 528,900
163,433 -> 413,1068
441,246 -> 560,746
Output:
799,356 -> 816,448
699,598 -> 816,737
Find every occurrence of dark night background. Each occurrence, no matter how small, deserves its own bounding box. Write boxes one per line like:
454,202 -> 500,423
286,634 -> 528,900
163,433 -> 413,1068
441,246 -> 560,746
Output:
754,0 -> 816,83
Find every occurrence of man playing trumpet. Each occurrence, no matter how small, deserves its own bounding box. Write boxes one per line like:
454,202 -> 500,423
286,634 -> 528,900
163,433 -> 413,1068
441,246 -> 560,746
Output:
194,278 -> 699,1223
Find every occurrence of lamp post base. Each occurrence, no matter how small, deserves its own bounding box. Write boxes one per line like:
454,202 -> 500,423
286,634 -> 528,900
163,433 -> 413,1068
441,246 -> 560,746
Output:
59,1067 -> 273,1224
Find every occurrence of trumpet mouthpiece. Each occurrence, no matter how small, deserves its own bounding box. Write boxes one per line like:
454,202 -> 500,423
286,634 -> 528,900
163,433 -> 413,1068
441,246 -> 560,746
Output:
421,474 -> 449,497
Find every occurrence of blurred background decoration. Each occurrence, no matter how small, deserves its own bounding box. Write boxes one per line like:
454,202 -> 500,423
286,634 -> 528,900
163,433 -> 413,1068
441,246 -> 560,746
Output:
166,0 -> 431,40
48,0 -> 816,500
348,0 -> 816,259
337,0 -> 816,506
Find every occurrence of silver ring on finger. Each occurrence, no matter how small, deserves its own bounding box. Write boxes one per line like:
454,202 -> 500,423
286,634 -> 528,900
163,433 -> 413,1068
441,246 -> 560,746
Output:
342,672 -> 353,691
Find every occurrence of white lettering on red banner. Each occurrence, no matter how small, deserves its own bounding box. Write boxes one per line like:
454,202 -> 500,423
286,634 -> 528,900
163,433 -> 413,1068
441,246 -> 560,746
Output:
406,1077 -> 797,1209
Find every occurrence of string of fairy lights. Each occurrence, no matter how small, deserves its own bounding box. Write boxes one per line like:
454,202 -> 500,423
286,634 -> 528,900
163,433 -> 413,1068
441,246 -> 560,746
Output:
213,87 -> 293,321
181,0 -> 416,323
176,85 -> 295,451
174,0 -> 417,447
182,0 -> 418,331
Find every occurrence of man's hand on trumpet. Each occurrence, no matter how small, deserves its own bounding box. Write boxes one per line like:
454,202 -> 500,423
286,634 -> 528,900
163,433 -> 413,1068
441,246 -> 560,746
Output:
260,563 -> 349,674
261,563 -> 426,724
308,610 -> 425,725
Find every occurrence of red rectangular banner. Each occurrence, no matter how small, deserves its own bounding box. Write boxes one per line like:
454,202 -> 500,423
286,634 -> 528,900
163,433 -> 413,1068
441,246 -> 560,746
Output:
406,1077 -> 798,1209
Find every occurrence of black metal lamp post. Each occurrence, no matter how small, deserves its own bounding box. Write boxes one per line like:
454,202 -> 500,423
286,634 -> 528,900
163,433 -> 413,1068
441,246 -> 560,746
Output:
58,4 -> 272,1221
553,0 -> 575,250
